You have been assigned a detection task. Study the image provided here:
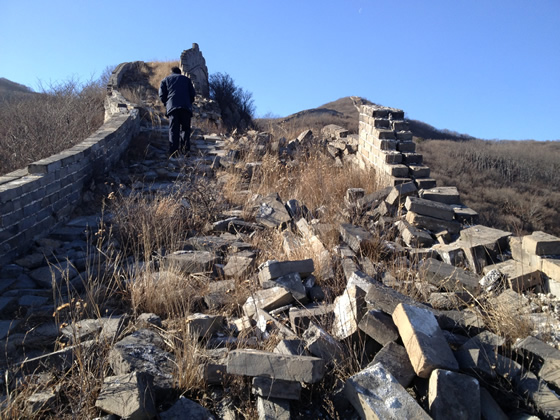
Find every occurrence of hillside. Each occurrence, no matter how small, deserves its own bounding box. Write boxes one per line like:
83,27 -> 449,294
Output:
0,77 -> 35,98
265,96 -> 474,141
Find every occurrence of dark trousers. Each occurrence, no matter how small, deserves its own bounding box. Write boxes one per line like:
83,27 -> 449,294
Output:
168,108 -> 192,156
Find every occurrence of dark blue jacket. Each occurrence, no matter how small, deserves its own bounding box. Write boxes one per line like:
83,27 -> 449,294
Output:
159,73 -> 196,116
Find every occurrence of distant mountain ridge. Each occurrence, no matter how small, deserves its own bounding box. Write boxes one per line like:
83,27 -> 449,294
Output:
0,77 -> 35,98
280,96 -> 474,141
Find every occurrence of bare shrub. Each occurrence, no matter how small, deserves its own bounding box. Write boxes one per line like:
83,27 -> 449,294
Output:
0,78 -> 106,175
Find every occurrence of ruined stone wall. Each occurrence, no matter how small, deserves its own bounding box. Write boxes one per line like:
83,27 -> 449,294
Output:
0,64 -> 140,264
181,43 -> 210,98
358,105 -> 435,189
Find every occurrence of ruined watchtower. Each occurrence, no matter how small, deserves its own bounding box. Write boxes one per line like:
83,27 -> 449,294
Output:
180,43 -> 209,98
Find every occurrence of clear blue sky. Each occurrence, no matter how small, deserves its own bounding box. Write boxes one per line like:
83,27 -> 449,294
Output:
1,0 -> 559,140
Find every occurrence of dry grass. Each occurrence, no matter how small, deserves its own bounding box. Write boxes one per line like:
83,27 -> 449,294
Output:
0,78 -> 106,175
418,138 -> 560,236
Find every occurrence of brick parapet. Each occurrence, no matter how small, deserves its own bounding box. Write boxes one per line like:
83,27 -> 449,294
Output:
358,105 -> 433,187
0,62 -> 140,264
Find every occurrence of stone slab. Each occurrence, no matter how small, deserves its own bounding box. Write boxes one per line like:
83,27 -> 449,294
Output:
258,259 -> 314,283
370,341 -> 416,388
358,309 -> 399,345
522,231 -> 560,256
252,376 -> 301,400
405,196 -> 455,221
429,369 -> 480,420
484,260 -> 542,292
419,186 -> 461,204
345,362 -> 431,420
243,287 -> 294,318
406,211 -> 461,235
392,303 -> 459,378
226,349 -> 325,383
419,258 -> 480,294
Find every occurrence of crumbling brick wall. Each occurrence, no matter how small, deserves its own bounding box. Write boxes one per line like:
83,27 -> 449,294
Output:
0,64 -> 140,265
357,105 -> 435,189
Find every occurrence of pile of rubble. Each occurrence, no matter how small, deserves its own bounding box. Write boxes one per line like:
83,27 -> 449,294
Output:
3,123 -> 560,419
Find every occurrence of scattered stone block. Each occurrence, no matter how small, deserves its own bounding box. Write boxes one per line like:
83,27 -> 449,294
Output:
205,279 -> 238,309
489,288 -> 531,314
365,278 -> 432,314
419,186 -> 461,204
332,284 -> 367,340
450,204 -> 479,224
160,396 -> 215,420
522,231 -> 560,256
61,319 -> 102,344
480,387 -> 509,420
243,287 -> 294,318
227,349 -> 325,383
164,250 -> 219,274
186,313 -> 224,338
288,304 -> 333,334
339,223 -> 374,254
256,193 -> 292,228
256,396 -> 291,420
223,251 -> 255,277
396,220 -> 434,248
405,196 -> 455,221
406,211 -> 461,235
428,292 -> 469,310
109,329 -> 174,393
252,376 -> 302,400
258,259 -> 314,284
345,363 -> 431,420
263,272 -> 307,302
385,181 -> 418,207
358,309 -> 399,345
419,258 -> 480,294
25,389 -> 57,416
255,308 -> 297,340
484,260 -> 542,292
274,339 -> 308,356
428,369 -> 480,420
514,336 -> 560,389
392,303 -> 459,378
370,342 -> 416,387
303,322 -> 344,363
95,372 -> 156,420
29,262 -> 78,288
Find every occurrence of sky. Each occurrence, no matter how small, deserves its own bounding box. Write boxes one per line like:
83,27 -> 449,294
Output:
1,0 -> 559,141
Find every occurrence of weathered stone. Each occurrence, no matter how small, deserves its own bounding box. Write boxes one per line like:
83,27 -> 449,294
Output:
419,186 -> 461,204
514,336 -> 560,389
258,259 -> 314,283
160,395 -> 215,419
255,193 -> 292,228
95,372 -> 156,420
29,261 -> 78,288
339,223 -> 374,254
252,376 -> 302,400
332,284 -> 367,340
256,396 -> 291,420
522,231 -> 560,256
288,304 -> 333,334
61,319 -> 102,344
370,342 -> 416,388
406,211 -> 461,235
303,322 -> 344,363
255,308 -> 297,340
480,387 -> 509,420
227,349 -> 325,383
164,250 -> 219,274
223,251 -> 255,277
405,196 -> 455,221
186,313 -> 223,338
345,362 -> 431,420
261,272 -> 306,302
450,204 -> 479,224
109,329 -> 174,393
489,288 -> 531,313
428,369 -> 480,420
365,278 -> 432,314
484,260 -> 542,291
358,309 -> 399,345
25,389 -> 57,416
428,292 -> 470,310
274,339 -> 308,356
385,181 -> 418,207
392,303 -> 458,378
395,219 -> 433,248
419,258 -> 480,294
243,287 -> 294,318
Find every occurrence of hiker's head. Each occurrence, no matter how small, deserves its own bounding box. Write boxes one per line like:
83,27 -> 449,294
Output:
171,67 -> 181,74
